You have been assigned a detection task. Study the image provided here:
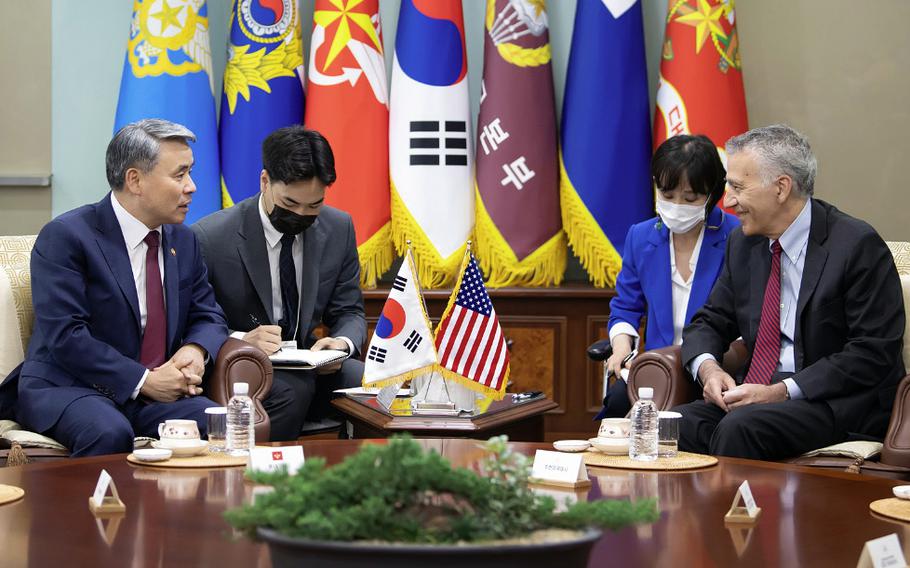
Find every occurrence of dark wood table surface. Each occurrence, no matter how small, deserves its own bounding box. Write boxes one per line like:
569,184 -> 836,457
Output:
0,439 -> 907,567
332,394 -> 559,441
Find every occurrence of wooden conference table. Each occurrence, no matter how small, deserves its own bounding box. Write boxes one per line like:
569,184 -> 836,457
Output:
0,439 -> 907,567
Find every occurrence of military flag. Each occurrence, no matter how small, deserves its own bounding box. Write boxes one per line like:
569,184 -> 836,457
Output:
654,0 -> 748,164
389,0 -> 473,288
305,0 -> 392,288
362,249 -> 437,388
114,0 -> 220,224
560,0 -> 653,288
218,0 -> 305,208
474,0 -> 564,288
434,250 -> 510,400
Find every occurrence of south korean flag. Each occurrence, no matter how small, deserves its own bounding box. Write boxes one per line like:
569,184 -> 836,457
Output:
362,249 -> 438,388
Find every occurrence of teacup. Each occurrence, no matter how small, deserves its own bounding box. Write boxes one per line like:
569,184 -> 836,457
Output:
158,419 -> 201,448
598,418 -> 631,439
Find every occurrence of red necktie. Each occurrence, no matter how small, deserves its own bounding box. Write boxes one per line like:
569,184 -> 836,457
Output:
139,231 -> 166,369
744,240 -> 782,385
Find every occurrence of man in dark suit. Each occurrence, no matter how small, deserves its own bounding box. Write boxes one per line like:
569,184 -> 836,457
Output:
1,119 -> 228,456
192,126 -> 366,440
675,124 -> 905,460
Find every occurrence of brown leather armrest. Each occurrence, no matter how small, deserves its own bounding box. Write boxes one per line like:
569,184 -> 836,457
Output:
208,338 -> 273,442
626,345 -> 696,411
882,373 -> 910,468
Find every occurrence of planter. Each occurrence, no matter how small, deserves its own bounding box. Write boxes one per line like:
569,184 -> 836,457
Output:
258,527 -> 603,568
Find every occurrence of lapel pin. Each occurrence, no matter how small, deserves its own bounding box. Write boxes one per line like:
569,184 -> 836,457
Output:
170,248 -> 176,256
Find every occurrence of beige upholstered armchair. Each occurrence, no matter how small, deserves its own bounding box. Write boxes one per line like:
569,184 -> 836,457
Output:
0,235 -> 274,464
622,241 -> 910,477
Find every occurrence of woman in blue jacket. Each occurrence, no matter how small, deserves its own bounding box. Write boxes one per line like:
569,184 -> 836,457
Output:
596,134 -> 739,419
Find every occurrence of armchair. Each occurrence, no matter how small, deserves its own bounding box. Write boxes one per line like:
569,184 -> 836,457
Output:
614,241 -> 910,478
0,236 -> 273,465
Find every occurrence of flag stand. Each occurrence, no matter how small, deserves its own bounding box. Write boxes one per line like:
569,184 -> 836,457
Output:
413,372 -> 459,416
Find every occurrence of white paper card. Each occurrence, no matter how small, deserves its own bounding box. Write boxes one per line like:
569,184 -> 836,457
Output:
376,384 -> 401,410
531,450 -> 588,484
92,469 -> 112,508
250,446 -> 305,475
738,480 -> 758,516
863,533 -> 907,568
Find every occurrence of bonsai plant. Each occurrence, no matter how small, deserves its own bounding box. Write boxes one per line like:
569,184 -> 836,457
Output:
226,436 -> 658,567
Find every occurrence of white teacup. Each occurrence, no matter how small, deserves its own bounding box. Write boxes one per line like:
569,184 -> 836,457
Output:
598,418 -> 631,439
158,419 -> 201,448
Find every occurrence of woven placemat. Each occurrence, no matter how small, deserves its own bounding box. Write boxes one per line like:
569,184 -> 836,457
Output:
582,450 -> 718,471
869,498 -> 910,522
0,484 -> 25,505
127,449 -> 248,469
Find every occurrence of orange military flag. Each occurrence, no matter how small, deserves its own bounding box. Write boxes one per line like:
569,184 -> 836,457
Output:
654,0 -> 747,163
304,0 -> 392,287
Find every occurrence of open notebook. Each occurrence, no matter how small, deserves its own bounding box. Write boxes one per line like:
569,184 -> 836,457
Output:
268,348 -> 348,370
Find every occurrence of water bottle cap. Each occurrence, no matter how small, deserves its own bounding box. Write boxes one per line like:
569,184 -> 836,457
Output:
638,387 -> 654,399
233,382 -> 249,396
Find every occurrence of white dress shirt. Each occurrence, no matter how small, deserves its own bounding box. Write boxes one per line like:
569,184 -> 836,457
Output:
692,199 -> 812,399
110,193 -> 164,397
229,197 -> 353,355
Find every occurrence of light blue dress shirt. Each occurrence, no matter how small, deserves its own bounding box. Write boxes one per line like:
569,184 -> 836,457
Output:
692,199 -> 812,399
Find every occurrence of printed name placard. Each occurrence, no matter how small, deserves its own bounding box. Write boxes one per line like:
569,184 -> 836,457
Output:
857,533 -> 907,568
89,469 -> 125,514
529,450 -> 591,488
92,469 -> 112,508
724,480 -> 761,524
250,446 -> 305,475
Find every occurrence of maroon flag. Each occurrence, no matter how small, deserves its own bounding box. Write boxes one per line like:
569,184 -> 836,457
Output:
434,252 -> 510,399
473,0 -> 565,287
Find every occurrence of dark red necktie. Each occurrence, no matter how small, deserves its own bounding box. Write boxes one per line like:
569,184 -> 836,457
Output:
744,240 -> 782,385
140,231 -> 166,369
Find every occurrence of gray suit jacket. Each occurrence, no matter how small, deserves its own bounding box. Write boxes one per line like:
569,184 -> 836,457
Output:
191,196 -> 366,355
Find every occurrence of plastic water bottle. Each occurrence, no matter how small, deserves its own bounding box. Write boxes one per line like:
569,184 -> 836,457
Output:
629,387 -> 659,461
226,382 -> 254,457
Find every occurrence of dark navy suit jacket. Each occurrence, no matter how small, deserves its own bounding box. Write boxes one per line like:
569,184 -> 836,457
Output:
609,207 -> 739,350
0,194 -> 227,433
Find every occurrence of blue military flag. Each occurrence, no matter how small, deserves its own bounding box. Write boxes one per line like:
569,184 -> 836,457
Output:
219,0 -> 305,207
560,0 -> 653,287
114,0 -> 221,224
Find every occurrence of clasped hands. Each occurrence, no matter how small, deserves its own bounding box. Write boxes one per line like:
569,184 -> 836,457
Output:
243,325 -> 348,374
140,344 -> 206,402
698,359 -> 788,411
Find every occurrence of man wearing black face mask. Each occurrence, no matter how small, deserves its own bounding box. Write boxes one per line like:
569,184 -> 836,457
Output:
192,126 -> 366,440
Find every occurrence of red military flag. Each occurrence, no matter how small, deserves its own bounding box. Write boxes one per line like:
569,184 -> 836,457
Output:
434,250 -> 510,400
473,0 -> 564,287
304,0 -> 392,287
654,0 -> 747,163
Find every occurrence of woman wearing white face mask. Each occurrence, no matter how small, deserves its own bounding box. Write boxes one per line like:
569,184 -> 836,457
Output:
596,135 -> 740,419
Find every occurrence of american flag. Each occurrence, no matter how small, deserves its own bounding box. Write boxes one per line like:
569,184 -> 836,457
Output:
434,255 -> 510,396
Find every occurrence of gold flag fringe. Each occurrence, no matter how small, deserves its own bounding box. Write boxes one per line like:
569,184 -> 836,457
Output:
473,186 -> 566,287
390,181 -> 466,289
558,154 -> 623,288
362,364 -> 438,390
357,222 -> 394,289
221,177 -> 235,209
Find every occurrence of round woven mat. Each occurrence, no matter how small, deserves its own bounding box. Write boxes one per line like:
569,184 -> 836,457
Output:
0,484 -> 25,505
869,498 -> 910,523
127,449 -> 247,469
582,450 -> 718,471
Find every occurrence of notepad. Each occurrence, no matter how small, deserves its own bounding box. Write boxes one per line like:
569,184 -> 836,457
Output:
269,349 -> 348,370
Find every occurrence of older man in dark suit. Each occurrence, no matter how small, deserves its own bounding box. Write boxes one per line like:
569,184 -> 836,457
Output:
192,126 -> 366,441
676,124 -> 905,460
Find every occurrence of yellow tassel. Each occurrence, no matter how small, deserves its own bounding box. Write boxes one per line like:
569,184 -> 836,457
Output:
473,186 -> 566,287
7,442 -> 29,467
435,365 -> 509,401
357,222 -> 395,289
221,177 -> 235,209
390,182 -> 466,289
362,364 -> 438,390
559,153 -> 623,288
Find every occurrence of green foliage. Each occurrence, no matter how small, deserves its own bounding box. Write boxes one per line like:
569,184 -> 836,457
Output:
225,436 -> 657,544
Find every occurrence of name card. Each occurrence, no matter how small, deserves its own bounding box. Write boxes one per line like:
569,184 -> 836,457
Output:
250,446 -> 305,475
857,533 -> 907,568
530,450 -> 590,488
92,469 -> 112,508
738,481 -> 759,516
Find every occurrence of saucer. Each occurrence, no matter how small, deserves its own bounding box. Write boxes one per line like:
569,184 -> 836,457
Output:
153,439 -> 208,457
553,440 -> 591,453
893,485 -> 910,500
132,448 -> 173,462
589,437 -> 630,455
